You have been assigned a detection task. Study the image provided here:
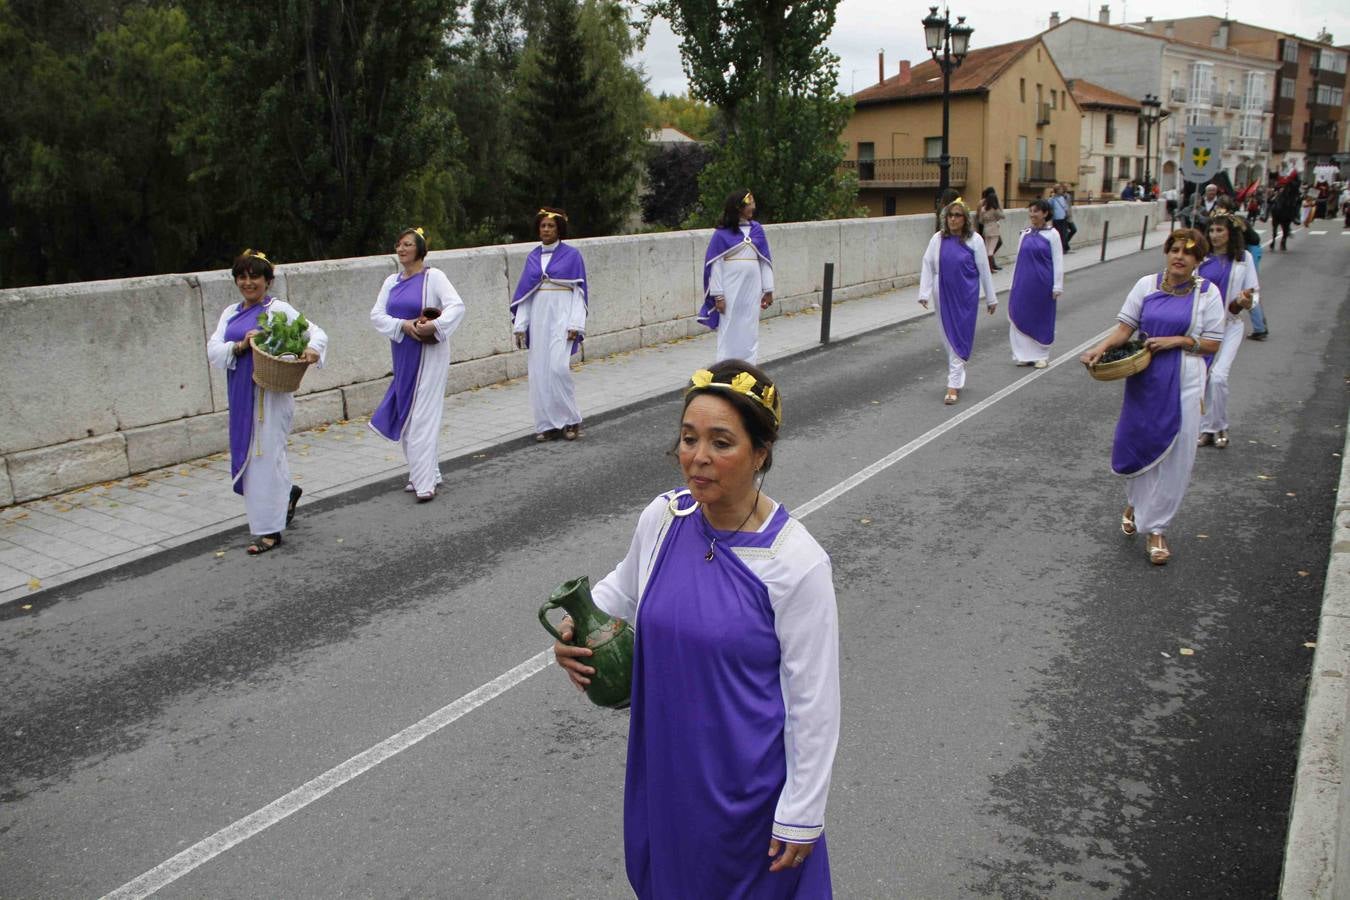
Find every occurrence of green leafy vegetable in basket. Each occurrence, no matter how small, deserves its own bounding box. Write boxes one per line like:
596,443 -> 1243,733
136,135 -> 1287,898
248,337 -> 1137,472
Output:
1098,338 -> 1147,365
257,311 -> 311,358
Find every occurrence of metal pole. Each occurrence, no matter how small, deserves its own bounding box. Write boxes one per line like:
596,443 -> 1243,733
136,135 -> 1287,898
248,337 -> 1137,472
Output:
937,38 -> 951,209
1100,220 -> 1110,262
1140,215 -> 1149,251
819,263 -> 835,344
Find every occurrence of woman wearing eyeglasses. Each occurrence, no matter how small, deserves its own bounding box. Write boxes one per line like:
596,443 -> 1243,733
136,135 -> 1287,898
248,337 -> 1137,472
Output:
918,198 -> 998,405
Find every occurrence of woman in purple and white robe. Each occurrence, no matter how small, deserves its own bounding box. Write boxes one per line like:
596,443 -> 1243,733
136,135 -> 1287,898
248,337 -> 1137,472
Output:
1007,198 -> 1064,368
1197,213 -> 1260,449
512,207 -> 588,442
1081,230 -> 1224,565
918,198 -> 998,405
699,189 -> 774,364
555,360 -> 839,899
206,250 -> 328,555
369,227 -> 466,501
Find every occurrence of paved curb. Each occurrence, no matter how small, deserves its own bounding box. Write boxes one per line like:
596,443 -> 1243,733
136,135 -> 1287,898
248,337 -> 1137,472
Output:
1281,407 -> 1350,899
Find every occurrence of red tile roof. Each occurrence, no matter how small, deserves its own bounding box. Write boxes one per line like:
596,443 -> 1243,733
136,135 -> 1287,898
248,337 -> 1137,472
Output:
852,38 -> 1037,105
1067,78 -> 1141,111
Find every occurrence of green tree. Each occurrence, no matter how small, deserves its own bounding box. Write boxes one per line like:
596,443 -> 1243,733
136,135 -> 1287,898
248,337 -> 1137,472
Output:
648,0 -> 860,224
184,0 -> 465,262
644,92 -> 717,142
0,2 -> 207,287
508,0 -> 647,238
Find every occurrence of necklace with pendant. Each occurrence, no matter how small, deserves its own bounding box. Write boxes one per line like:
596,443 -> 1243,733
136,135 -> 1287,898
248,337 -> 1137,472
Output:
698,491 -> 761,561
1159,273 -> 1196,296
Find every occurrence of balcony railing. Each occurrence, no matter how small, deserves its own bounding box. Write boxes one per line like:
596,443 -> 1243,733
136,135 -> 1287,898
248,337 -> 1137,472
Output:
1170,87 -> 1187,102
841,156 -> 969,188
1020,160 -> 1057,184
1036,102 -> 1051,126
1225,92 -> 1243,109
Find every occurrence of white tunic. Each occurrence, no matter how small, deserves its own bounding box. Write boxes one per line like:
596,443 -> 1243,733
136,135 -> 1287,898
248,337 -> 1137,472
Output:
512,244 -> 588,433
708,224 -> 774,363
206,300 -> 329,536
592,491 -> 840,838
369,267 -> 466,493
1200,252 -> 1260,435
917,231 -> 998,389
1116,276 -> 1225,535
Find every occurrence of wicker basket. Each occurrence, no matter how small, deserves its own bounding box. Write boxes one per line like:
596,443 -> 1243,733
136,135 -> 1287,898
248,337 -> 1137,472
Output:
1087,346 -> 1152,382
250,336 -> 310,393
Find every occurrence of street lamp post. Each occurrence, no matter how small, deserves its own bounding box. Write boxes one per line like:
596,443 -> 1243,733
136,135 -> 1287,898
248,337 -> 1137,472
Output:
922,6 -> 973,211
1139,94 -> 1164,192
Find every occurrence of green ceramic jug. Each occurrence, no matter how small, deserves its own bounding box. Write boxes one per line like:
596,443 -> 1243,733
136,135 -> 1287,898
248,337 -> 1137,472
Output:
538,576 -> 633,709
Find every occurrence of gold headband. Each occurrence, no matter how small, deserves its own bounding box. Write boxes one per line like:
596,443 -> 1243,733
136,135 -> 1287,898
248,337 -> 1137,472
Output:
1168,230 -> 1198,250
241,248 -> 271,263
537,209 -> 569,222
688,369 -> 781,427
742,192 -> 754,206
412,227 -> 426,242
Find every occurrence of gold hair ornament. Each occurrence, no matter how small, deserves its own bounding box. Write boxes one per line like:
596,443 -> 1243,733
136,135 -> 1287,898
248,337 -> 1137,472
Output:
742,192 -> 754,207
412,227 -> 426,240
687,368 -> 781,427
241,248 -> 271,263
537,208 -> 569,222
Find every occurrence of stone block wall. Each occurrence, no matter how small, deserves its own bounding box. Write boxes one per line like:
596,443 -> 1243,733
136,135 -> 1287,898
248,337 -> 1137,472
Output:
0,202 -> 1162,503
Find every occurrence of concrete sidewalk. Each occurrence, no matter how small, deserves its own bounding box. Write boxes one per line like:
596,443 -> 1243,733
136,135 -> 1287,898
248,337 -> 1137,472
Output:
0,222 -> 1169,607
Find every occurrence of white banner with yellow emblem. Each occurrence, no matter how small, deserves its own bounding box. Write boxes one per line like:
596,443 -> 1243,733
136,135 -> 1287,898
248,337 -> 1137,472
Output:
1181,125 -> 1223,183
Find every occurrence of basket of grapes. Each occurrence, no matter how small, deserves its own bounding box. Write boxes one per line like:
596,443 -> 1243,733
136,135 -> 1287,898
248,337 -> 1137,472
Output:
250,311 -> 312,393
1087,337 -> 1151,382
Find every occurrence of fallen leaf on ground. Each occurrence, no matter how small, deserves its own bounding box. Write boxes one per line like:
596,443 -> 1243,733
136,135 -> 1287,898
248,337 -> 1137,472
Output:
336,538 -> 344,544
1305,642 -> 1318,649
1179,648 -> 1195,656
1196,534 -> 1209,539
1286,492 -> 1297,497
1160,651 -> 1171,658
860,518 -> 872,525
215,551 -> 225,559
1298,570 -> 1309,577
21,604 -> 32,610
1256,475 -> 1273,480
27,578 -> 40,591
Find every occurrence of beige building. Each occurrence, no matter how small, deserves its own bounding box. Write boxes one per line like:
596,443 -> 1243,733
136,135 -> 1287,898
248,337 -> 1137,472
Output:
841,38 -> 1082,216
1068,80 -> 1148,198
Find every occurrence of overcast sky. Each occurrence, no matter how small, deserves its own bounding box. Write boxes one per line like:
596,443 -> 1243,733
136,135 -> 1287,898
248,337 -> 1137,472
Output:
639,0 -> 1350,98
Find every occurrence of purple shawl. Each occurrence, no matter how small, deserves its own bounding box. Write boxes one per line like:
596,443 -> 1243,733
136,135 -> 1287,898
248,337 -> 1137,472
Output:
223,298 -> 275,495
370,272 -> 428,442
938,236 -> 980,360
1197,254 -> 1235,301
510,241 -> 589,353
1008,229 -> 1056,345
697,222 -> 772,330
1110,277 -> 1209,475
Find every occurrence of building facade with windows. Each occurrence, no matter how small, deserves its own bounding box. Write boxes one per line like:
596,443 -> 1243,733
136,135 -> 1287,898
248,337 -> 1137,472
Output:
1042,16 -> 1278,191
839,38 -> 1081,216
1067,80 -> 1147,199
1120,16 -> 1344,176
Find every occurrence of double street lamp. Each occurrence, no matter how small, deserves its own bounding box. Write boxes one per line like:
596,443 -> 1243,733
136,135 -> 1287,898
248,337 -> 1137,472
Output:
921,5 -> 973,210
1139,93 -> 1165,191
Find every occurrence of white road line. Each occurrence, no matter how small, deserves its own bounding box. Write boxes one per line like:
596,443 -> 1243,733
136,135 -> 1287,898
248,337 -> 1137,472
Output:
1310,230 -> 1328,235
101,652 -> 552,900
101,325 -> 1112,899
795,328 -> 1110,518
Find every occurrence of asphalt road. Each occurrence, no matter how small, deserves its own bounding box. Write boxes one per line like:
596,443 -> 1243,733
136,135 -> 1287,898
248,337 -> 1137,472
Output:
2,231 -> 1348,899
